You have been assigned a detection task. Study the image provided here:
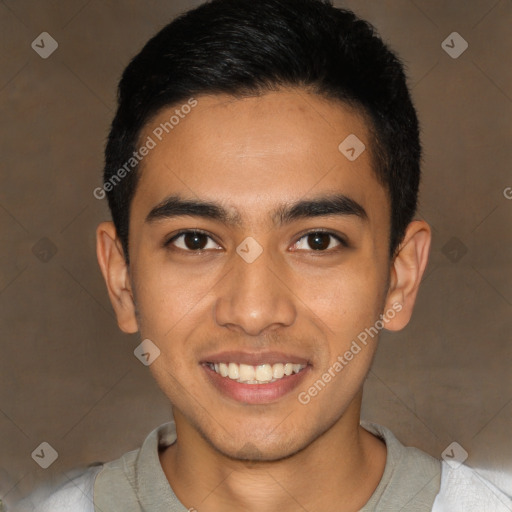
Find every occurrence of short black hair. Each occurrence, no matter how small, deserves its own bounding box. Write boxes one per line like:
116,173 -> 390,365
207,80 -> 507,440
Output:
103,0 -> 421,263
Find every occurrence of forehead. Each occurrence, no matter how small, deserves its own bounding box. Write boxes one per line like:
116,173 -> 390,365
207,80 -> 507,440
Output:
132,89 -> 388,226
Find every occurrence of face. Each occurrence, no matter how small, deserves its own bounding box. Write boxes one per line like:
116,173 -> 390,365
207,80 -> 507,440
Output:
112,89 -> 396,460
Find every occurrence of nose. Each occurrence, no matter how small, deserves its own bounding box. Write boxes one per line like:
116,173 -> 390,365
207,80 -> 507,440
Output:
214,245 -> 297,336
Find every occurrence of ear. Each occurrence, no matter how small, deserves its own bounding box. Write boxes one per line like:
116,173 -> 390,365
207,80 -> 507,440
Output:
383,220 -> 431,331
96,221 -> 139,334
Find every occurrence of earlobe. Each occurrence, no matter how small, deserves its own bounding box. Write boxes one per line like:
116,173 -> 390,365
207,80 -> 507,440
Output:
383,220 -> 431,332
96,222 -> 139,334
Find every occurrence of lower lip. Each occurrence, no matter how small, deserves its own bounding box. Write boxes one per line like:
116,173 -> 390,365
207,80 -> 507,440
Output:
202,363 -> 311,404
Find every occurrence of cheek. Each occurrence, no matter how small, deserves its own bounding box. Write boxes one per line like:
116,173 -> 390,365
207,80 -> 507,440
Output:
132,254 -> 218,338
294,264 -> 384,412
290,256 -> 385,337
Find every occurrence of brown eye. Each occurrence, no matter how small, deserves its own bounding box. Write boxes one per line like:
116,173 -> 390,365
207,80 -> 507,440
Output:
292,231 -> 346,252
307,232 -> 331,250
166,230 -> 221,252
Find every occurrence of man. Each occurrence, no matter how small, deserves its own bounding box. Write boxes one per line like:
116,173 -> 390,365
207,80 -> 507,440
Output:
19,0 -> 512,510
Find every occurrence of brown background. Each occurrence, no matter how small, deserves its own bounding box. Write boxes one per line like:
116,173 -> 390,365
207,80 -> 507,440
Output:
1,0 -> 511,507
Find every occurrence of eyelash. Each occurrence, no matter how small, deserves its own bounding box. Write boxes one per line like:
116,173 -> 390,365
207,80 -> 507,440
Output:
164,229 -> 349,254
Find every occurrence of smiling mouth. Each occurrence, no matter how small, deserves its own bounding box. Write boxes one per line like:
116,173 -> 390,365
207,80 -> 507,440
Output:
204,361 -> 307,384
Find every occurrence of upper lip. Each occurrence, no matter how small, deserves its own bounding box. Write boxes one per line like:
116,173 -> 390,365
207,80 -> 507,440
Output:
201,351 -> 310,366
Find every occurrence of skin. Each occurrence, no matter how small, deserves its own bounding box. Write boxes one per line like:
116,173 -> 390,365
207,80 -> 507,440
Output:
96,88 -> 431,512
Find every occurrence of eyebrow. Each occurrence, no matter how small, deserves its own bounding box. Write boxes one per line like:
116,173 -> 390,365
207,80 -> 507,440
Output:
145,193 -> 368,227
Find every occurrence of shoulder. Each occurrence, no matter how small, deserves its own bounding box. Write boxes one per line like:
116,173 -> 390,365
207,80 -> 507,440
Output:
14,465 -> 103,512
13,451 -> 139,512
14,423 -> 175,512
16,449 -> 141,512
433,461 -> 512,512
361,421 -> 512,511
360,420 -> 441,510
93,422 -> 177,510
361,420 -> 442,478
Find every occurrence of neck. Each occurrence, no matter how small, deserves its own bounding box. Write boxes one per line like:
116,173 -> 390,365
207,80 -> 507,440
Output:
159,395 -> 386,512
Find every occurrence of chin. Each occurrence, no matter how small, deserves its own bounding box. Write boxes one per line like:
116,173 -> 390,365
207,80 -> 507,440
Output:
206,426 -> 308,463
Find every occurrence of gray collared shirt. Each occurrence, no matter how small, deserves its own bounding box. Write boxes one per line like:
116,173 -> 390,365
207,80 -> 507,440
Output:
21,420 -> 512,511
92,420 -> 441,511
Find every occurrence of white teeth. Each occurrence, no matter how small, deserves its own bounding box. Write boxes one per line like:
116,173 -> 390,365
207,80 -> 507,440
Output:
272,363 -> 284,379
239,363 -> 255,381
255,364 -> 273,382
228,362 -> 239,380
219,362 -> 229,377
208,361 -> 306,384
